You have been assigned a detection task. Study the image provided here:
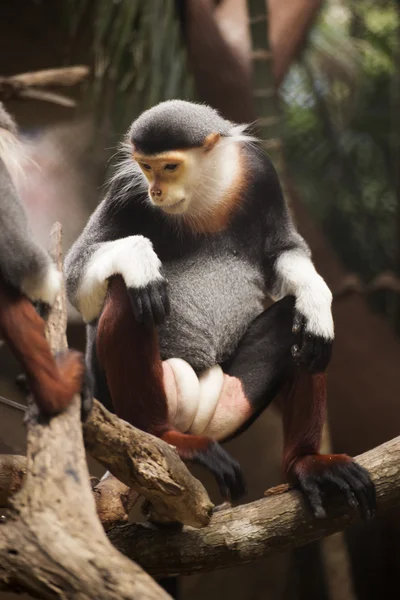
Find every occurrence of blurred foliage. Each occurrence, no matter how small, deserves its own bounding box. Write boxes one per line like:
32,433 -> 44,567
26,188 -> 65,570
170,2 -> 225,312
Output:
64,0 -> 193,139
282,0 -> 400,299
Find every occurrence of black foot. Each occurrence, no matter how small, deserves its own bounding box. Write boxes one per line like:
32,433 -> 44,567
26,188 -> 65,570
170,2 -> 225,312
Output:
291,312 -> 332,373
192,442 -> 246,502
293,456 -> 376,520
128,279 -> 170,327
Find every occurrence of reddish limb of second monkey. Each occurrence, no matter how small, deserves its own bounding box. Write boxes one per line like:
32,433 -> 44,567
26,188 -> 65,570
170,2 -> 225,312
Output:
96,275 -> 245,500
282,370 -> 376,519
0,278 -> 84,416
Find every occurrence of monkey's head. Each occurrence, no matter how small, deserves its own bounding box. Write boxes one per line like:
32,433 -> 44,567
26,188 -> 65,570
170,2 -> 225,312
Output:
128,100 -> 251,218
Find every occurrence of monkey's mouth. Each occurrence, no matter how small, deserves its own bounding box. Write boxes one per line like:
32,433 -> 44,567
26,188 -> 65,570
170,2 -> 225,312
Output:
162,198 -> 186,213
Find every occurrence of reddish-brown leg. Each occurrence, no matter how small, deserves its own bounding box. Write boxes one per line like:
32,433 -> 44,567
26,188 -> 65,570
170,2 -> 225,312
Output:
96,275 -> 245,500
282,370 -> 376,519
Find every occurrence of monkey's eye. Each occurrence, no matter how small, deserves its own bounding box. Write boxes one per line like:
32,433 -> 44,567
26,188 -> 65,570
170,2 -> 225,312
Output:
141,163 -> 152,171
164,163 -> 178,171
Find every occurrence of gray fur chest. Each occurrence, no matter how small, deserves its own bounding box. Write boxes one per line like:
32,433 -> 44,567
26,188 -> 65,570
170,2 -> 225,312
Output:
158,247 -> 266,371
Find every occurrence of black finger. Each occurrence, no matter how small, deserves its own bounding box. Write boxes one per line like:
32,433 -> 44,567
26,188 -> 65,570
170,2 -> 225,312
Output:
341,471 -> 371,520
216,477 -> 230,500
298,478 -> 326,519
127,288 -> 143,322
148,285 -> 167,326
323,471 -> 358,510
350,464 -> 377,516
228,466 -> 247,501
193,442 -> 246,502
345,463 -> 376,520
139,288 -> 155,327
221,462 -> 242,501
297,336 -> 332,373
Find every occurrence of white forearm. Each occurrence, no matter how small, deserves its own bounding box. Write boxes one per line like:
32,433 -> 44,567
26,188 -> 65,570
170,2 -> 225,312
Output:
274,250 -> 334,340
75,235 -> 162,322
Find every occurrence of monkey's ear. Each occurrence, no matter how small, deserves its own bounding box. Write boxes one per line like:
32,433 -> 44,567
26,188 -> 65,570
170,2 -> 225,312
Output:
203,132 -> 221,152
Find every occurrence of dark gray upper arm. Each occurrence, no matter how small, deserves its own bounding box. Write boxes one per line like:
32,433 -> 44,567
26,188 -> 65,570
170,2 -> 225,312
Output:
252,150 -> 310,286
0,157 -> 51,290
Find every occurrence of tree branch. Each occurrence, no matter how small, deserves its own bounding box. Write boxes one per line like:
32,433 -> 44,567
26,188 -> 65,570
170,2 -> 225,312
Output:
0,223 -> 170,599
0,396 -> 214,530
0,66 -> 89,106
0,457 -> 137,530
108,436 -> 400,577
83,400 -> 213,527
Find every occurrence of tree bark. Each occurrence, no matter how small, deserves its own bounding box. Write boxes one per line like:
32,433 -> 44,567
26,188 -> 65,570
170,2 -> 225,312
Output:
108,436 -> 400,577
0,223 -> 170,599
0,398 -> 214,529
83,400 -> 213,527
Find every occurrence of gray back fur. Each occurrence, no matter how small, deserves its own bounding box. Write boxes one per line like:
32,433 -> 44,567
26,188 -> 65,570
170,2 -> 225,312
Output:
0,104 -> 51,289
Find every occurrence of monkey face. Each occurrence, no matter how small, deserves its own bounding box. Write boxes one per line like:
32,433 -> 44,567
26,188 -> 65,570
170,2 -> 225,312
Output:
133,133 -> 224,219
134,150 -> 185,213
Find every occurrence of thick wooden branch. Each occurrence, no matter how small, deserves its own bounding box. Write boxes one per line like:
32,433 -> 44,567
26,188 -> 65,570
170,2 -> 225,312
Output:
83,400 -> 213,527
0,223 -> 169,599
108,436 -> 400,577
0,457 -> 137,530
0,397 -> 214,530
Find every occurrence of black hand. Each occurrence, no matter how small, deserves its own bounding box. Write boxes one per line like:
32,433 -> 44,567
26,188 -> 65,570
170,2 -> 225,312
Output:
291,311 -> 333,373
127,278 -> 170,327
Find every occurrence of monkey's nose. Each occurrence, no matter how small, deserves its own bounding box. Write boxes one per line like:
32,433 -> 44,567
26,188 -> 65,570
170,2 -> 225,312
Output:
151,188 -> 162,198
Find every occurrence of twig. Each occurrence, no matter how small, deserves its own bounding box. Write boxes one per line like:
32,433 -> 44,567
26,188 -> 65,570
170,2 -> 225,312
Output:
0,66 -> 89,106
2,66 -> 89,88
108,436 -> 400,577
